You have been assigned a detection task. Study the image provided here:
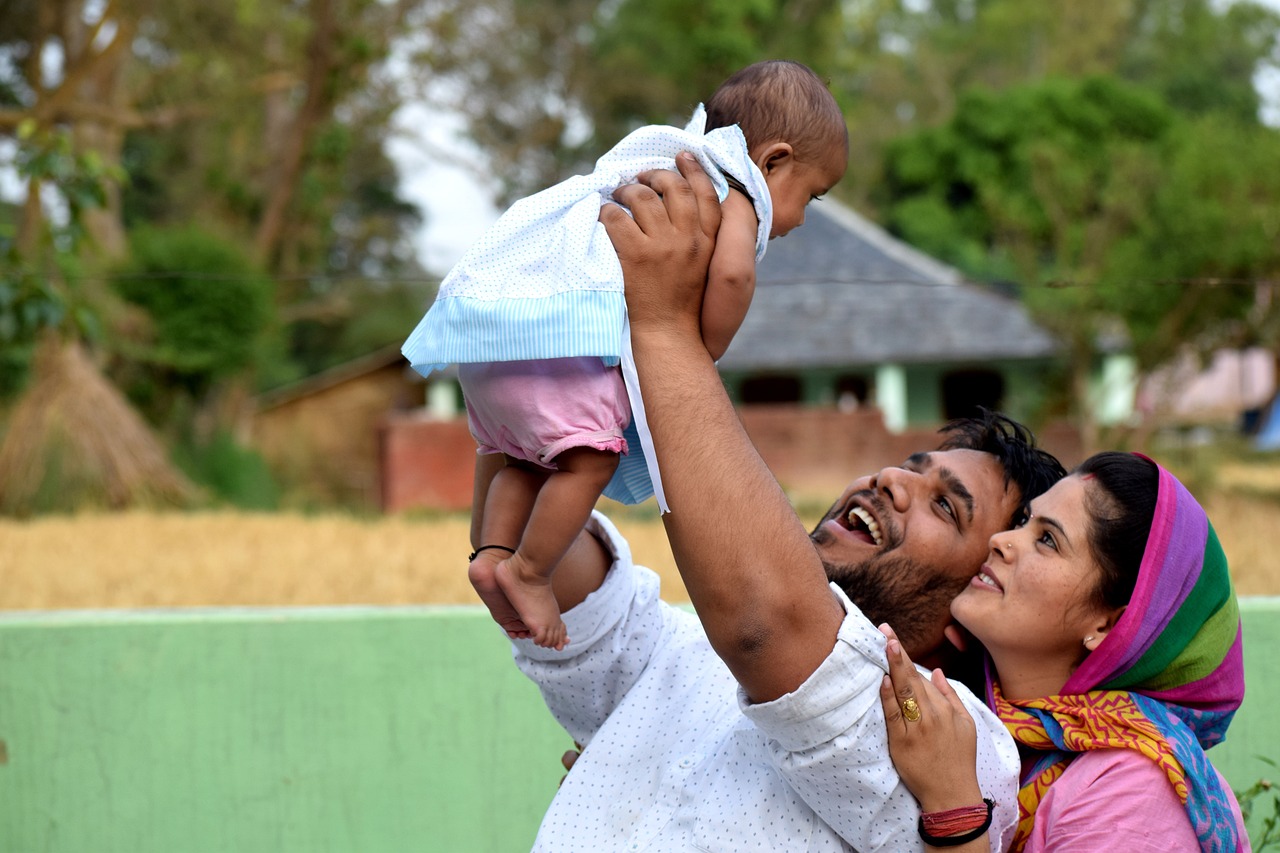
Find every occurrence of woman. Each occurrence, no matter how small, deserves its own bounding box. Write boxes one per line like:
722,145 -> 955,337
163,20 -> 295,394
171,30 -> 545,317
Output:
878,452 -> 1248,851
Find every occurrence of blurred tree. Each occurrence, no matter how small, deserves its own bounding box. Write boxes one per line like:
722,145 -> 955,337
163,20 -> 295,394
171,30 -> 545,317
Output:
586,0 -> 845,148
881,75 -> 1280,447
0,0 -> 429,510
403,0 -> 843,204
0,124 -> 195,512
829,0 -> 1280,209
109,226 -> 275,431
402,0 -> 604,204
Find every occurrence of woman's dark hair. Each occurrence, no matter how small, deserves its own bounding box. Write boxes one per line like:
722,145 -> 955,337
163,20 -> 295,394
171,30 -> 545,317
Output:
1074,452 -> 1160,611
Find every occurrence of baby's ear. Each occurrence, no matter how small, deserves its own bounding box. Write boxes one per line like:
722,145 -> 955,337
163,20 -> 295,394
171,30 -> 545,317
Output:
757,142 -> 794,174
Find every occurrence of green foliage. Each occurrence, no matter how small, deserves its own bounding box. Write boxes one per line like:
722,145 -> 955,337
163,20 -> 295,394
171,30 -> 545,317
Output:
588,0 -> 843,141
172,431 -> 280,510
880,74 -> 1278,381
111,226 -> 276,418
0,124 -> 121,351
1236,758 -> 1280,850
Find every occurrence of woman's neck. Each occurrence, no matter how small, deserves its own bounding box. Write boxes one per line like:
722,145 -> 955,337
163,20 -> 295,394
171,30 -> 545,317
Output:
991,650 -> 1077,702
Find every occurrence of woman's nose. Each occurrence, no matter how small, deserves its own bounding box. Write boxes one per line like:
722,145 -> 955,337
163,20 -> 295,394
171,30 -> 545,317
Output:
989,531 -> 1015,561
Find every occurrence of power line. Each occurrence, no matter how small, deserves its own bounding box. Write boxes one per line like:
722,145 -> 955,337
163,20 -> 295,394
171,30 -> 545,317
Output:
29,271 -> 1280,289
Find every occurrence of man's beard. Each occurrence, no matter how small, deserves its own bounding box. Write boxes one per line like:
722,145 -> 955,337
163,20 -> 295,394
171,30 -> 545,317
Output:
811,530 -> 964,656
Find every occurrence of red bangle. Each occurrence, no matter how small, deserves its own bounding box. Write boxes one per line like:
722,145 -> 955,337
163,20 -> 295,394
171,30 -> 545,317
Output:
918,798 -> 994,847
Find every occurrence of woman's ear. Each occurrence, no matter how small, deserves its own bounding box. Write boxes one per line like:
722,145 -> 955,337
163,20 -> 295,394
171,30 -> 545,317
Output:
1084,605 -> 1125,652
756,142 -> 794,175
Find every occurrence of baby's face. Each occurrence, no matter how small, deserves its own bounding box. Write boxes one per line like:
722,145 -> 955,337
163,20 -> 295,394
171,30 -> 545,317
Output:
765,147 -> 847,238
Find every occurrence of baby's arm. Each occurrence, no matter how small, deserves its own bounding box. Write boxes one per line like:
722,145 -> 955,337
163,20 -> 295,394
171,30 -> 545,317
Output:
700,189 -> 758,361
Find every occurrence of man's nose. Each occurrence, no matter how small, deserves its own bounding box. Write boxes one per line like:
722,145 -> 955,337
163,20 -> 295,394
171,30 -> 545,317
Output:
872,466 -> 917,512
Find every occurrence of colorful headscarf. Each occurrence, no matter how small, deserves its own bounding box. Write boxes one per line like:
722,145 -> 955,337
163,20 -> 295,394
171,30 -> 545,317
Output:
991,456 -> 1245,852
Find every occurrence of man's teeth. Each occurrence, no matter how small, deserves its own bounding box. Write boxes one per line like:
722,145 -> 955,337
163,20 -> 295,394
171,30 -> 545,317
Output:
847,506 -> 883,545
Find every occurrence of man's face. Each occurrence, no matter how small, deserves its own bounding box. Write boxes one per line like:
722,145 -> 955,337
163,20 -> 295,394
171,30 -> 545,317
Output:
810,449 -> 1021,658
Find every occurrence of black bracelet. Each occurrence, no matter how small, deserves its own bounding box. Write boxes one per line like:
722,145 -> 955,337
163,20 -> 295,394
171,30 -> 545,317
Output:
468,544 -> 516,561
917,798 -> 994,847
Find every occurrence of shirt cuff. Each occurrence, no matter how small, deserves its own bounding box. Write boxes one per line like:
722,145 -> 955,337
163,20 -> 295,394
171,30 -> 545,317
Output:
739,583 -> 890,753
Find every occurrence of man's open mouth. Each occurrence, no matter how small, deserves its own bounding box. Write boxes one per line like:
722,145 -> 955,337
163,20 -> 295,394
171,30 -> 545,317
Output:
844,504 -> 883,546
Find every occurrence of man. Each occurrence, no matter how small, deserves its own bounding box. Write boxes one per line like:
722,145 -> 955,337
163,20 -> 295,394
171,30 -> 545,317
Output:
502,156 -> 1065,851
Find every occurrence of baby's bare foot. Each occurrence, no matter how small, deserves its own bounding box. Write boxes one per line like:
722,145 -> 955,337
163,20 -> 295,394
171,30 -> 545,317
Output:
468,550 -> 531,639
495,553 -> 568,651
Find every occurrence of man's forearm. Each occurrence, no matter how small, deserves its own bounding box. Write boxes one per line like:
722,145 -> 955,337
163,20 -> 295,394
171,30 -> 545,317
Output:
628,322 -> 844,702
602,156 -> 843,702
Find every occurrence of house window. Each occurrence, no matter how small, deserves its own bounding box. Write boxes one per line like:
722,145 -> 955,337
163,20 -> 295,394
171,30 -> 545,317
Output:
740,374 -> 803,404
942,369 -> 1004,419
835,374 -> 869,411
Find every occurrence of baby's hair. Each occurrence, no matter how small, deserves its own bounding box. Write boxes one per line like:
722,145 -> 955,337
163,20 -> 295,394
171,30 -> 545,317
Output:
704,60 -> 848,163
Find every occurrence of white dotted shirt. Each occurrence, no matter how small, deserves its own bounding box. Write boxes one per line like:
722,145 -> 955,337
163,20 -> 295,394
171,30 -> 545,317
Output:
514,513 -> 1020,852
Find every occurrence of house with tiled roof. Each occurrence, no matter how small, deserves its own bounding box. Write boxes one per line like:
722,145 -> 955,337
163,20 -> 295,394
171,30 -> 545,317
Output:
717,197 -> 1071,430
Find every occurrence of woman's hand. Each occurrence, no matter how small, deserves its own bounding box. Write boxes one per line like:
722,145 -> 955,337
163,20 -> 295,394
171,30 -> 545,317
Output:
878,623 -> 985,814
559,741 -> 583,788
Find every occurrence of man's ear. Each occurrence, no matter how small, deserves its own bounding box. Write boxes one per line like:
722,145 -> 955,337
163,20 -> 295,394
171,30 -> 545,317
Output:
1083,605 -> 1125,652
756,142 -> 793,175
943,620 -> 972,653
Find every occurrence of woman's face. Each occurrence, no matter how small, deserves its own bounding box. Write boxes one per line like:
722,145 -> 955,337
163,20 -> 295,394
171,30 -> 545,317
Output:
951,475 -> 1117,669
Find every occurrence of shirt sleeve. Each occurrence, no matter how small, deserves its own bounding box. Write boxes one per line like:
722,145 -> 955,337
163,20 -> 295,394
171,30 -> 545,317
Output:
1023,749 -> 1214,852
511,511 -> 668,748
739,583 -> 1020,852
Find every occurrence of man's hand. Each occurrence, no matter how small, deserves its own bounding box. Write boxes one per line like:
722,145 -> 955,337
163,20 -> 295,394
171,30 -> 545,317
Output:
600,153 -> 722,341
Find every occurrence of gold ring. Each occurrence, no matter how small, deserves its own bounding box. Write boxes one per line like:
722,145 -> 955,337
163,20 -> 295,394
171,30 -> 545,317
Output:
901,697 -> 921,722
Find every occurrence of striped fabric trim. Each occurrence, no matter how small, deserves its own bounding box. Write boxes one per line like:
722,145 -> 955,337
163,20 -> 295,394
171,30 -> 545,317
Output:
402,290 -> 627,376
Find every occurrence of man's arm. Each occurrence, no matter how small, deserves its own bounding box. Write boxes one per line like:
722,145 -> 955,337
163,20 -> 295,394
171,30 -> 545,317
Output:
601,154 -> 845,703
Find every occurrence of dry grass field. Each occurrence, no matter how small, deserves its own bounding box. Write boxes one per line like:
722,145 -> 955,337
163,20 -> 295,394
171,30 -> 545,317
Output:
1,460 -> 1279,610
0,509 -> 691,609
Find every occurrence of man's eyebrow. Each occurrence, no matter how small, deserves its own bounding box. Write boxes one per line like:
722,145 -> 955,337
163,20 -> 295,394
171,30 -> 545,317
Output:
937,466 -> 976,525
904,452 -> 931,470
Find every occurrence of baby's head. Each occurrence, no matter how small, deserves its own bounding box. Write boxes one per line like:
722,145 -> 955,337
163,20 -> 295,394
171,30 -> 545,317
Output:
705,60 -> 848,238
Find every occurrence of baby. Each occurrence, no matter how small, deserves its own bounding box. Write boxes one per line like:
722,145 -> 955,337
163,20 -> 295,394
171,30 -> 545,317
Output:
403,60 -> 848,648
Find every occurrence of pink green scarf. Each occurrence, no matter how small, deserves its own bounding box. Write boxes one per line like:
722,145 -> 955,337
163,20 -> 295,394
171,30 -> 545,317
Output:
992,458 -> 1244,852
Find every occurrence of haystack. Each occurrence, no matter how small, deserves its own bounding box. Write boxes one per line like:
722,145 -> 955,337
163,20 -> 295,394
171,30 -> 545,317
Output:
0,336 -> 197,514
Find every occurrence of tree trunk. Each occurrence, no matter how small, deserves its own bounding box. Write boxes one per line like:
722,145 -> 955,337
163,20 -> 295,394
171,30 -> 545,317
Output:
253,0 -> 339,269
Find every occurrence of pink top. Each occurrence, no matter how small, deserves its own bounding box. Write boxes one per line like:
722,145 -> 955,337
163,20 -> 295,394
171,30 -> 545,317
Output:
1023,749 -> 1251,852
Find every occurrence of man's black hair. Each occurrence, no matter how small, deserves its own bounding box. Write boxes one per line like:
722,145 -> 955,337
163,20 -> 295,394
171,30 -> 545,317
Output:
936,408 -> 1066,527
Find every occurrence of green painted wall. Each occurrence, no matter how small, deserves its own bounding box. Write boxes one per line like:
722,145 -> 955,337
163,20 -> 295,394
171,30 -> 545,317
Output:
0,607 -> 567,853
1,601 -> 1275,852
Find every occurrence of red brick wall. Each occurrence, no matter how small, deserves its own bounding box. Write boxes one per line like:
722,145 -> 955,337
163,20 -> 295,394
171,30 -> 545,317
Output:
379,407 -> 1082,512
379,415 -> 478,512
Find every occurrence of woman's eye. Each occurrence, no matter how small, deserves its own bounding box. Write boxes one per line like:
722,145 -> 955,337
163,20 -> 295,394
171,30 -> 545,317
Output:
1038,531 -> 1058,551
1015,508 -> 1031,528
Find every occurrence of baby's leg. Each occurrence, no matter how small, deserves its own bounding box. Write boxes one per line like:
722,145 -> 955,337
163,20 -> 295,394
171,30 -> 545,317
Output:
469,458 -> 544,640
469,451 -> 508,551
496,446 -> 620,650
